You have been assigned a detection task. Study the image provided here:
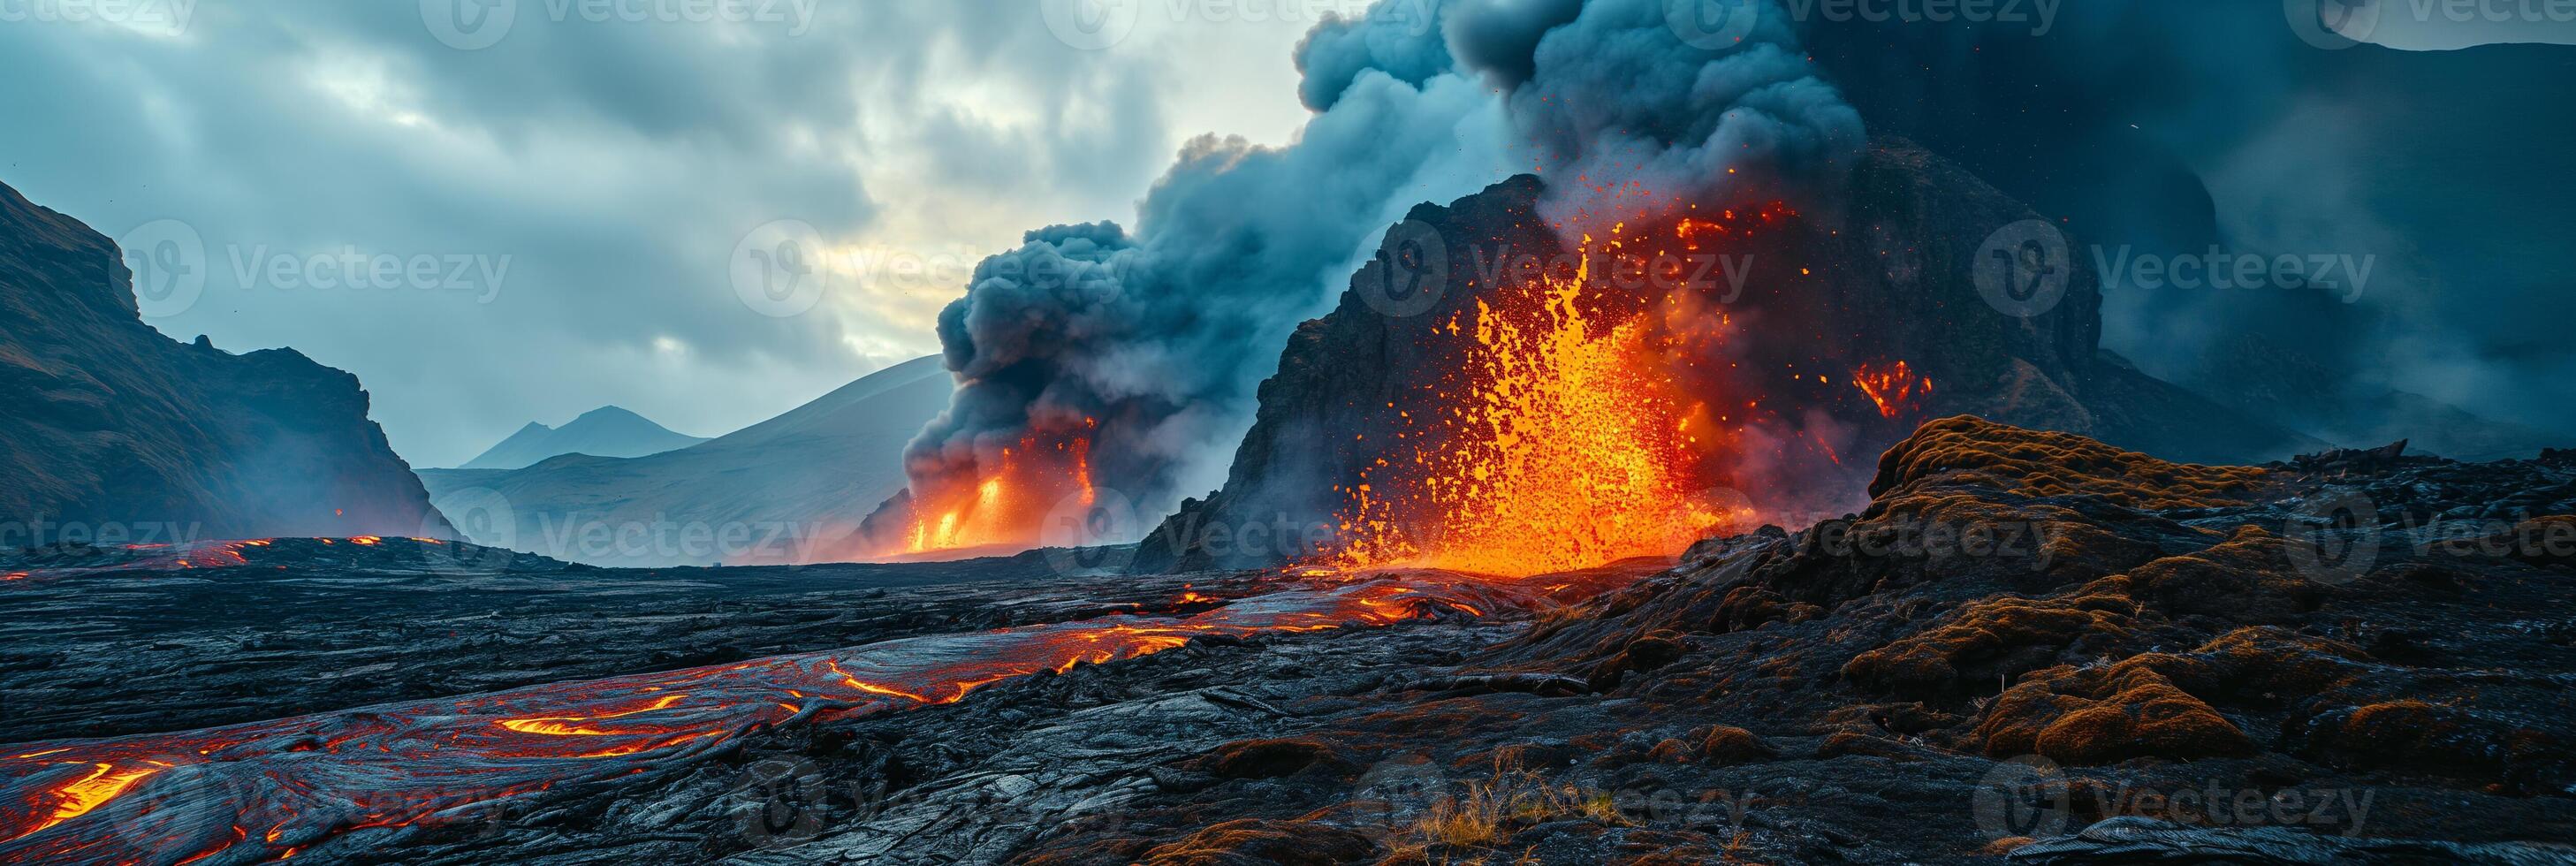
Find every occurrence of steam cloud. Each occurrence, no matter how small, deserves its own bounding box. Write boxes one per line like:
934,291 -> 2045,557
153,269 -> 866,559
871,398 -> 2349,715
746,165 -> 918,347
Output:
886,0 -> 1861,538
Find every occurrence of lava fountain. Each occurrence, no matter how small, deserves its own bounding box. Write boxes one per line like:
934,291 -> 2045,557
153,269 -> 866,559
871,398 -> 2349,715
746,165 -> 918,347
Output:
1332,230 -> 1735,576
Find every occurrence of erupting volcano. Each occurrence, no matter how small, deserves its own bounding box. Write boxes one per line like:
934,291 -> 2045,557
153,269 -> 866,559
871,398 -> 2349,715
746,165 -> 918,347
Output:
892,422 -> 1099,556
1331,224 -> 1755,577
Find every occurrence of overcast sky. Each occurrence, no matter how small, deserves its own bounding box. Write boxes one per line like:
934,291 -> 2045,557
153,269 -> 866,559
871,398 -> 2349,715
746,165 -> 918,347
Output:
6,2 -> 2570,469
0,2 -> 1337,467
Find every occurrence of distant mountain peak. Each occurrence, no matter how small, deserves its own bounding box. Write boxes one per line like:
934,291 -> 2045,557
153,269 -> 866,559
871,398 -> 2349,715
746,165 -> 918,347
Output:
456,406 -> 708,470
569,405 -> 649,424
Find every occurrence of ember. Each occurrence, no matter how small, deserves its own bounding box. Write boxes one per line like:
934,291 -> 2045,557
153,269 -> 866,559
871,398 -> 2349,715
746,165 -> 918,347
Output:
1851,361 -> 1934,419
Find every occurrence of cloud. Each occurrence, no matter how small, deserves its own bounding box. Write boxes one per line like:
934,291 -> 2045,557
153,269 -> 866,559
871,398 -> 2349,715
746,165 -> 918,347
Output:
886,0 -> 1862,538
0,1 -> 1273,466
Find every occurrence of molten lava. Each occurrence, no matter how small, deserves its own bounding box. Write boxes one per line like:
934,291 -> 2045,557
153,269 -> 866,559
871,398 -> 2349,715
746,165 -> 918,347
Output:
1333,233 -> 1731,577
898,422 -> 1098,556
1851,361 -> 1934,419
0,573 -> 1528,865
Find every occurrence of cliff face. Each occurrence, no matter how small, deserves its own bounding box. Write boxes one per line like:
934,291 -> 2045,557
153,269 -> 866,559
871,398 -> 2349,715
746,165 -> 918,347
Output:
1136,139 -> 2313,572
0,181 -> 449,542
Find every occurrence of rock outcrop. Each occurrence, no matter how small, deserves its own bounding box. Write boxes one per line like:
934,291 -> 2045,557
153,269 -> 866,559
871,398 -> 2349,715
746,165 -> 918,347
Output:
0,181 -> 448,542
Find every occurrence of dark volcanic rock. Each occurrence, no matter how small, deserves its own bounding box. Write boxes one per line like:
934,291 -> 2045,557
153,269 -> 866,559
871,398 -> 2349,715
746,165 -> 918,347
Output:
0,181 -> 449,541
1136,139 -> 2314,573
1017,419 -> 2576,866
11,421 -> 2569,865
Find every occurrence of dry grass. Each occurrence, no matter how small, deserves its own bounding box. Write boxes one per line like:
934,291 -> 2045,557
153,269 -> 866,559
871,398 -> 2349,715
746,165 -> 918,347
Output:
1405,760 -> 1623,854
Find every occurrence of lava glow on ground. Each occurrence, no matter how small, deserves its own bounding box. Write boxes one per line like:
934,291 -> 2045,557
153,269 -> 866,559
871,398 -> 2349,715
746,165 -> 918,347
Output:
0,568 -> 1546,865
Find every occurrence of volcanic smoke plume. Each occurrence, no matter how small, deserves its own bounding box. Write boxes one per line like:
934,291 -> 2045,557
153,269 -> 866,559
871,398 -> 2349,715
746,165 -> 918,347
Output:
864,0 -> 1862,558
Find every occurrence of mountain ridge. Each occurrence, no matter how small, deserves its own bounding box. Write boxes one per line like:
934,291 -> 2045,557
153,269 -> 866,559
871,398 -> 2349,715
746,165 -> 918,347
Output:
454,405 -> 709,470
417,355 -> 952,567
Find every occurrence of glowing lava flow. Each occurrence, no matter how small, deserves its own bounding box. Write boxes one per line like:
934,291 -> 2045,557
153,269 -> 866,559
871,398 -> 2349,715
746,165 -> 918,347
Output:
1850,361 -> 1934,419
1334,237 -> 1726,578
900,422 -> 1098,556
0,575 -> 1514,865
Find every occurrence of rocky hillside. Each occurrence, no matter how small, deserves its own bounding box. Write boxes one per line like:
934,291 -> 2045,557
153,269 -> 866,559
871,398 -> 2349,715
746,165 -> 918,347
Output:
0,181 -> 449,542
1014,418 -> 2575,864
1137,139 -> 2315,573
